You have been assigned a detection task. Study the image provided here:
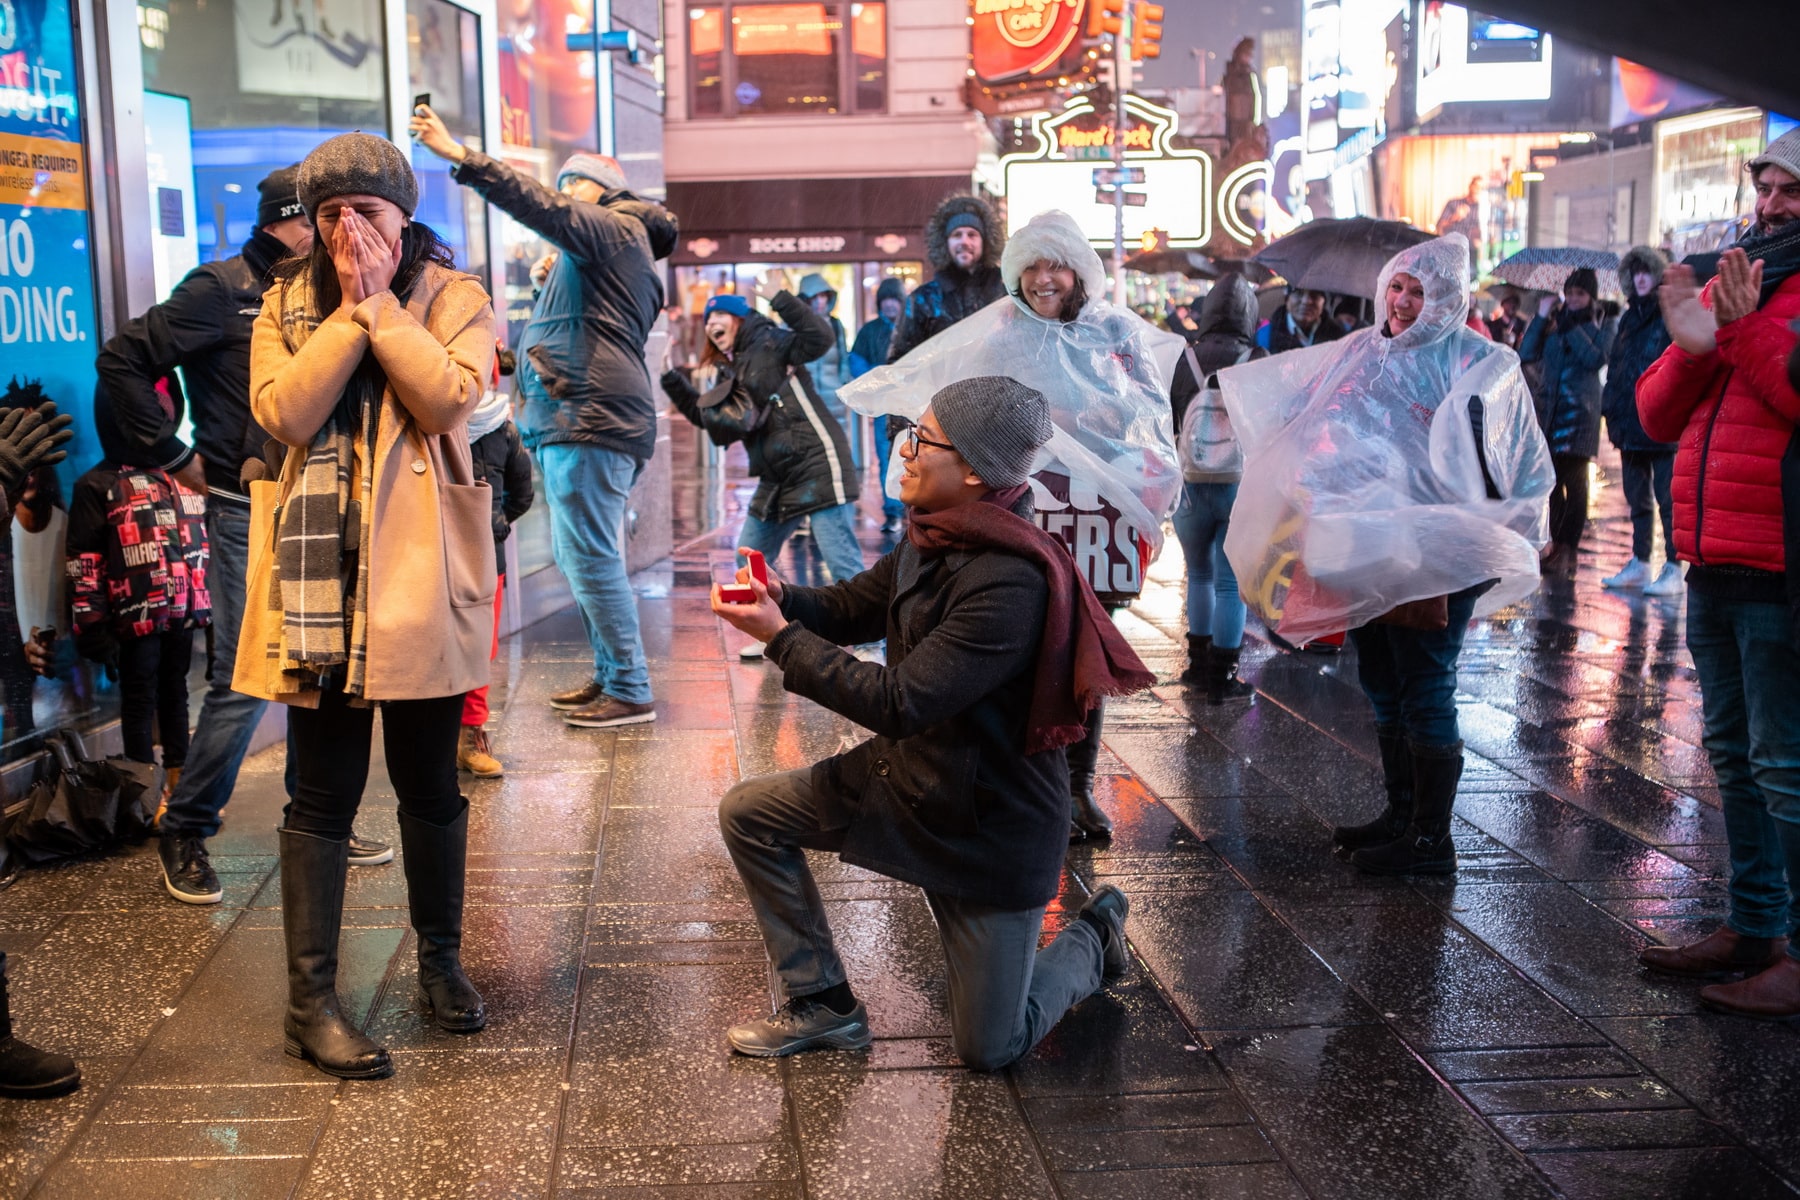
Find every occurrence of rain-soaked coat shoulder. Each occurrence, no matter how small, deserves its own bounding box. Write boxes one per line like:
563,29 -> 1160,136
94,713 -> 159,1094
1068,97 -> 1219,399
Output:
1217,233 -> 1553,641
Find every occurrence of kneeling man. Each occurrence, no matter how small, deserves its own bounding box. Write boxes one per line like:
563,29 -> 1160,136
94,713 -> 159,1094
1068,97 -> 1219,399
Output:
713,377 -> 1154,1068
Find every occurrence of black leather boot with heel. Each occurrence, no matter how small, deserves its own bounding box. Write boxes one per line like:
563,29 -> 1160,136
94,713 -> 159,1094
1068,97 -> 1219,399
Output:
1180,635 -> 1211,686
279,828 -> 393,1079
1068,702 -> 1113,841
399,805 -> 486,1033
1332,725 -> 1412,858
1350,740 -> 1463,876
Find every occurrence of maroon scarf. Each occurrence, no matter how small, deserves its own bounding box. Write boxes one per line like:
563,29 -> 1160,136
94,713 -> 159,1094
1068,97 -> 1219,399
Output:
908,487 -> 1156,754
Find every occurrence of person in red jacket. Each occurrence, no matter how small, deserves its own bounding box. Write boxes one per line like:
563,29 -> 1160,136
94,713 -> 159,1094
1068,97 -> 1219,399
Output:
1633,127 -> 1800,1019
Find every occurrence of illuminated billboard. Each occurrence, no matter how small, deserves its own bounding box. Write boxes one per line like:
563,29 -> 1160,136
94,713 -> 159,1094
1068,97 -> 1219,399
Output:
971,0 -> 1089,85
1415,4 -> 1552,117
1000,95 -> 1215,247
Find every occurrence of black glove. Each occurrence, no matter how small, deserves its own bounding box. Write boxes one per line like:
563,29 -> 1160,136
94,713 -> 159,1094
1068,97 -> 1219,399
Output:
659,368 -> 687,395
0,402 -> 74,493
1599,299 -> 1622,319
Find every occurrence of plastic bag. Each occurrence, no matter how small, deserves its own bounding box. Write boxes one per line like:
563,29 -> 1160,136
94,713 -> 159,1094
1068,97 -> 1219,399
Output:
1218,233 -> 1553,642
839,292 -> 1185,553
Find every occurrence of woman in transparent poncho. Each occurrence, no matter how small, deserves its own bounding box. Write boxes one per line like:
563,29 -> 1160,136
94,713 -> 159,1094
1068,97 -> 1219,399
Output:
1218,233 -> 1551,876
839,210 -> 1183,842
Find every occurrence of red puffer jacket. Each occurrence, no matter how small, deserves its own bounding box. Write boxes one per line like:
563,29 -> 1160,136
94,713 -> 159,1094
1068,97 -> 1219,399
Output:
1636,273 -> 1800,573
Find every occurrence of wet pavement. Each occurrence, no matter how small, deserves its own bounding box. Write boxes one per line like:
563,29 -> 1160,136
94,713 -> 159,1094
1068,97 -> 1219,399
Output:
3,443 -> 1797,1199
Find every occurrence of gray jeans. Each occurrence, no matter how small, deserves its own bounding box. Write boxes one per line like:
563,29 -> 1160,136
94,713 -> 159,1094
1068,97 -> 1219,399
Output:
719,767 -> 1105,1071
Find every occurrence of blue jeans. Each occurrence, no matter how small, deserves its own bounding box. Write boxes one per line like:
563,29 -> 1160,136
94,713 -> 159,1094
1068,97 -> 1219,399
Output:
538,443 -> 653,705
739,502 -> 865,587
719,767 -> 1105,1070
161,499 -> 267,838
1687,588 -> 1800,953
1347,584 -> 1486,748
871,420 -> 904,520
1171,481 -> 1246,649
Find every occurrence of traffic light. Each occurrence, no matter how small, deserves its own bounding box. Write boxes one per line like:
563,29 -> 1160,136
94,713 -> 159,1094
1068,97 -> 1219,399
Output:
1088,0 -> 1124,38
1131,2 -> 1164,61
1141,228 -> 1169,253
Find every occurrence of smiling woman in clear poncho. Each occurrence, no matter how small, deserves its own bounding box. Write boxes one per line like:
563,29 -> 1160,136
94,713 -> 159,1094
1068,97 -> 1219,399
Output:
839,209 -> 1184,844
1218,232 -> 1551,877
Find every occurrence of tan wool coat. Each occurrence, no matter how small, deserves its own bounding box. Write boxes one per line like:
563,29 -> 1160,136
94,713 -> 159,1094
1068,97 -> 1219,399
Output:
235,262 -> 499,704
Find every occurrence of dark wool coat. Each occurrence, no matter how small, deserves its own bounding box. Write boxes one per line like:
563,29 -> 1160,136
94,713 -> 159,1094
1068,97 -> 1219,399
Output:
1521,309 -> 1615,458
886,195 -> 1009,365
1603,295 -> 1676,453
451,151 -> 678,461
662,291 -> 859,523
766,497 -> 1069,910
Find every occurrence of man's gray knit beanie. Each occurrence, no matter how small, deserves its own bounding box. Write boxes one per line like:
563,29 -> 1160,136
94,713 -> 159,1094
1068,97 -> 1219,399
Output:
929,376 -> 1053,490
298,132 -> 419,219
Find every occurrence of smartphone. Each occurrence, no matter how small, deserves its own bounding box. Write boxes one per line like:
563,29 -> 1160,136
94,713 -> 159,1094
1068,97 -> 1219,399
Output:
718,583 -> 756,604
413,92 -> 431,114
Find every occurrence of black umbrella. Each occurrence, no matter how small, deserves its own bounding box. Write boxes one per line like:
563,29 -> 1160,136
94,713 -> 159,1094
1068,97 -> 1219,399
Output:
1124,249 -> 1218,279
1252,218 -> 1434,299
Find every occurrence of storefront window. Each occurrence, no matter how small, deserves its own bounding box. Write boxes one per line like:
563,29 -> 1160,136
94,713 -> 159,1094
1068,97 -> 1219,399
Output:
408,0 -> 489,277
1657,109 -> 1764,257
686,2 -> 884,117
141,0 -> 389,268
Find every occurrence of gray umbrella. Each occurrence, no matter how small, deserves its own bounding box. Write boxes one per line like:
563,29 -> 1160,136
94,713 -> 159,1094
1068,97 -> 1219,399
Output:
1251,218 -> 1435,299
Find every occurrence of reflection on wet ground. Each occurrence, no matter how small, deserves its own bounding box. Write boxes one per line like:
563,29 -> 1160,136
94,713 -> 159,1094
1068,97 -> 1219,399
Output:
4,440 -> 1794,1198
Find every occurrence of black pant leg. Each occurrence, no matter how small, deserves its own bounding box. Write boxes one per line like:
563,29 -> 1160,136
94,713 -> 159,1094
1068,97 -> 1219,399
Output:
286,688 -> 375,841
115,634 -> 161,764
380,694 -> 467,827
156,629 -> 196,767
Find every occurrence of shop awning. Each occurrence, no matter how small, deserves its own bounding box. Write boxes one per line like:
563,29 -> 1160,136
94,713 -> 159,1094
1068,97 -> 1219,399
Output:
1478,1 -> 1800,119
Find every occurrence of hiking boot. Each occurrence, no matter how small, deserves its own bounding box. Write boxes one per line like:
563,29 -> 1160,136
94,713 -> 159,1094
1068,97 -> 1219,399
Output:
549,681 -> 605,711
562,696 -> 657,728
457,726 -> 504,778
726,996 -> 871,1058
347,833 -> 394,867
1644,562 -> 1686,597
1080,885 -> 1132,981
1639,926 -> 1788,979
1603,558 -> 1651,590
158,833 -> 222,904
0,954 -> 80,1099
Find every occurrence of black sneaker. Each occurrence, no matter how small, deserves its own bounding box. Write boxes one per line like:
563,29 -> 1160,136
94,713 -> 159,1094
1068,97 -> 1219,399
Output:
347,833 -> 394,866
157,833 -> 222,904
726,997 -> 872,1057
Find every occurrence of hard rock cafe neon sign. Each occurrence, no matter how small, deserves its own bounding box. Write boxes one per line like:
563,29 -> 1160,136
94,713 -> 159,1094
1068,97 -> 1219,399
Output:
970,0 -> 1086,84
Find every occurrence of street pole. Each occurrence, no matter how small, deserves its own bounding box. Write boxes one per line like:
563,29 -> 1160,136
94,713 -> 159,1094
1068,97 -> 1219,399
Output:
1113,10 -> 1132,305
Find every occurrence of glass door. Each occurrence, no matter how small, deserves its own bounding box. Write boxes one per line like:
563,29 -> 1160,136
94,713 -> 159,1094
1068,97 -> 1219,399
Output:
406,0 -> 489,276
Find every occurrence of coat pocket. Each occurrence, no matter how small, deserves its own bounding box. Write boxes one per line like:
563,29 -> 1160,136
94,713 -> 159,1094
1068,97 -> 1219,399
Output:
440,481 -> 498,609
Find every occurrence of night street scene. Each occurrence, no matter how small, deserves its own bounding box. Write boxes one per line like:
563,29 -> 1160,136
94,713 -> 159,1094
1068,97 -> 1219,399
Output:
2,0 -> 1800,1196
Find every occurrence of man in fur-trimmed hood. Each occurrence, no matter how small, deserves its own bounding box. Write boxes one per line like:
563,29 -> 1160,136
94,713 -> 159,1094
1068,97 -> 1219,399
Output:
886,194 -> 1008,365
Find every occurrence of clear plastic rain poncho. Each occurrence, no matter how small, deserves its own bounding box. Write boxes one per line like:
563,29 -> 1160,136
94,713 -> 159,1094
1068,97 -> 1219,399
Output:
837,262 -> 1185,556
1218,233 -> 1553,642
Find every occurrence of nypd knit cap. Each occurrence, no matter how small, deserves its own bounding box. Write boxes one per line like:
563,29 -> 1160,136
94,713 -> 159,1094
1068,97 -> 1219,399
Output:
929,376 -> 1053,490
297,133 -> 418,219
256,164 -> 304,228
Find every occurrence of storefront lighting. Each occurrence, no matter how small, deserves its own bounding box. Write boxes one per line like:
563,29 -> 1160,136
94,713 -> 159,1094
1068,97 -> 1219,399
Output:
1519,170 -> 1545,181
1558,133 -> 1594,144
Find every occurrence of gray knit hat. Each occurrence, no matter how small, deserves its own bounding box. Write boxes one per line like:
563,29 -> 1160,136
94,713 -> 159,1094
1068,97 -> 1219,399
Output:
928,376 -> 1053,490
1748,127 -> 1800,183
297,132 -> 418,219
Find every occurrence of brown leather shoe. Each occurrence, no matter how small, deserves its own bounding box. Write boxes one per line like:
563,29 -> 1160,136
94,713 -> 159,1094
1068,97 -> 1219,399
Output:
561,697 -> 657,728
549,681 -> 605,711
1638,926 -> 1788,979
1700,956 -> 1800,1020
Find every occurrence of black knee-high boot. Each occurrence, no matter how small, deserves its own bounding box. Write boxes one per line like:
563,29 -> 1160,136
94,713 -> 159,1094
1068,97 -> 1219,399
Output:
1068,703 -> 1113,841
280,828 -> 393,1078
399,804 -> 486,1032
1332,725 -> 1411,856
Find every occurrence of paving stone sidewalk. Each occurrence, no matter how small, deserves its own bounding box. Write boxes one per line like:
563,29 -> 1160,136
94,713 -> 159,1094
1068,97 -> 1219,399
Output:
2,445 -> 1795,1199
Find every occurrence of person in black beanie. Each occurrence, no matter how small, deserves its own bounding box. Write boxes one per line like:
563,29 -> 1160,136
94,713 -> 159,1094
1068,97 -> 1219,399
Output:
711,376 -> 1152,1069
1520,265 -> 1617,563
96,165 -> 397,908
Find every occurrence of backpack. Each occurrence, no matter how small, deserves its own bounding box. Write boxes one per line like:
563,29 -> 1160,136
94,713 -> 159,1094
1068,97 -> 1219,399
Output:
1178,344 -> 1250,481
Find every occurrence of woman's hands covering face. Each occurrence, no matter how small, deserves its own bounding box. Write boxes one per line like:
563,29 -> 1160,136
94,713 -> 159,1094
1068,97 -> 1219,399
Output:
330,208 -> 403,310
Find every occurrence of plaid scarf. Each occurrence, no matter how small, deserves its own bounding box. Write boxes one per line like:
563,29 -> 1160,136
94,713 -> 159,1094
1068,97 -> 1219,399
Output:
266,283 -> 383,698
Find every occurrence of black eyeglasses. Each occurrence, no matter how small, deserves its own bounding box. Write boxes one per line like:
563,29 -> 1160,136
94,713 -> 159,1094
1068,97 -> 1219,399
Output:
897,421 -> 956,455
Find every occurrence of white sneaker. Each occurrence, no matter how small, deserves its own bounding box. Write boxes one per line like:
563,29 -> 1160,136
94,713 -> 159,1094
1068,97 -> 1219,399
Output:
1644,561 -> 1686,596
1602,558 -> 1652,590
739,642 -> 766,660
